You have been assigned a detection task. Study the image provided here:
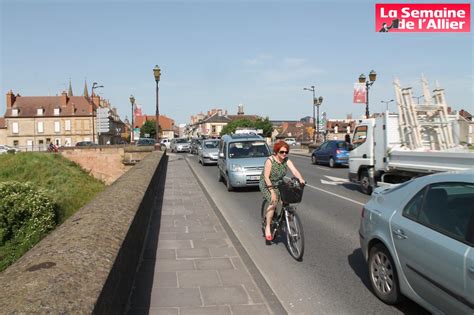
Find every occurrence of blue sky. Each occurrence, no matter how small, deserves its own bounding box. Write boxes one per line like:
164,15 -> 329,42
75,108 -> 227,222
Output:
1,0 -> 472,125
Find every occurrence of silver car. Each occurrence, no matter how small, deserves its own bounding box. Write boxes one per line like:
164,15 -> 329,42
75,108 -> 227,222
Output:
217,134 -> 271,191
170,138 -> 190,153
198,139 -> 219,165
359,170 -> 474,314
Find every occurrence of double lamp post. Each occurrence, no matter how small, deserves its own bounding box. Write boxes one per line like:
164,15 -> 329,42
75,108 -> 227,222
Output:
303,86 -> 323,143
129,95 -> 135,143
91,82 -> 103,144
153,65 -> 161,142
358,70 -> 377,118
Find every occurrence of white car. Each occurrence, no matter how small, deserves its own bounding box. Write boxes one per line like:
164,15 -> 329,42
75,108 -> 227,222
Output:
284,138 -> 297,146
160,138 -> 171,149
0,144 -> 19,154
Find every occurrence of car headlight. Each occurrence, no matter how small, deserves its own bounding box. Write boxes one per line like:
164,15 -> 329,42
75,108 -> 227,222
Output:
230,164 -> 243,172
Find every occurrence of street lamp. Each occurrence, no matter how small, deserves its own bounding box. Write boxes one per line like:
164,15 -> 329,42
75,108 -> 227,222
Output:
413,95 -> 423,104
358,70 -> 377,118
303,86 -> 323,143
153,65 -> 161,142
381,99 -> 394,111
129,95 -> 135,144
91,82 -> 104,144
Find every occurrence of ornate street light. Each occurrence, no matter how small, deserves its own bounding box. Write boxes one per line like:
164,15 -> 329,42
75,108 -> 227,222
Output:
359,70 -> 377,118
304,86 -> 324,143
129,95 -> 135,144
153,65 -> 161,142
91,82 -> 104,144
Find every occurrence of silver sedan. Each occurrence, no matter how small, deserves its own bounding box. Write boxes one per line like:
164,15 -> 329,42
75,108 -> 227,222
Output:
198,139 -> 219,165
359,170 -> 474,314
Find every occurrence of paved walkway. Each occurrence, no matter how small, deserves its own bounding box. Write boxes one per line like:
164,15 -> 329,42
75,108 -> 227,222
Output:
128,155 -> 277,315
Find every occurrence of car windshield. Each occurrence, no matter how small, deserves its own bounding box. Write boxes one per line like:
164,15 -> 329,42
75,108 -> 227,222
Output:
176,139 -> 188,143
228,141 -> 270,159
204,141 -> 219,149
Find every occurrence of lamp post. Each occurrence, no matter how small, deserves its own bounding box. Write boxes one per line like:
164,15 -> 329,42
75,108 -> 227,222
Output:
91,82 -> 104,144
413,95 -> 423,104
381,99 -> 394,111
358,70 -> 377,118
153,65 -> 161,142
303,86 -> 323,143
129,95 -> 135,144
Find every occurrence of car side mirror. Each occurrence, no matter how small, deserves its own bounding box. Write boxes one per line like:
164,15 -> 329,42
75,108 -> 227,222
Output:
219,152 -> 225,158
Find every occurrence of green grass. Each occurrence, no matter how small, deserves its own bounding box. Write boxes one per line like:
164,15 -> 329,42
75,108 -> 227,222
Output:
0,152 -> 106,223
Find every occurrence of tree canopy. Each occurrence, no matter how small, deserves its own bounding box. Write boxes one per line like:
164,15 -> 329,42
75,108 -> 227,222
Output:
220,117 -> 273,137
140,120 -> 157,138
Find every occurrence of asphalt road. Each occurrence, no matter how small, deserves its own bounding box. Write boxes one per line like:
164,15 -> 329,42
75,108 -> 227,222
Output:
180,152 -> 429,314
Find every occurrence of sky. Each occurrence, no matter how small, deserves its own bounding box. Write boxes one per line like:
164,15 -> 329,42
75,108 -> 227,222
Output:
1,0 -> 472,125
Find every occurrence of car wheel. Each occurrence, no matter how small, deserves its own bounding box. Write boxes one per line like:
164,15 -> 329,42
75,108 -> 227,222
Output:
368,243 -> 401,305
226,177 -> 234,191
218,169 -> 224,182
329,157 -> 335,168
360,170 -> 373,195
311,155 -> 317,165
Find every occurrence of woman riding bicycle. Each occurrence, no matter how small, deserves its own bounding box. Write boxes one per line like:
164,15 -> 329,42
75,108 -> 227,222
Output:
259,140 -> 305,242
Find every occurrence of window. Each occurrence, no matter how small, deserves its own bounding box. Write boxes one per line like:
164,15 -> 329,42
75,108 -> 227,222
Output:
12,122 -> 19,134
54,121 -> 60,133
37,108 -> 43,116
13,140 -> 19,147
403,187 -> 426,220
352,126 -> 368,148
37,121 -> 44,133
12,108 -> 18,116
408,182 -> 474,244
65,138 -> 71,147
26,140 -> 33,151
54,108 -> 60,115
65,120 -> 71,131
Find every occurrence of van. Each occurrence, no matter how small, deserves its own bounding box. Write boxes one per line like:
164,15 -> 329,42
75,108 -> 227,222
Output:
160,138 -> 171,149
217,134 -> 271,191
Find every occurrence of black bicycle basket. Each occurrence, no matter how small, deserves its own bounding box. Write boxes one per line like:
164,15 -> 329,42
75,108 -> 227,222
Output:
278,178 -> 304,204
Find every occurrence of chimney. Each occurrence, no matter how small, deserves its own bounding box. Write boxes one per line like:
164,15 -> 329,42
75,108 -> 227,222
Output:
60,91 -> 68,106
6,90 -> 16,108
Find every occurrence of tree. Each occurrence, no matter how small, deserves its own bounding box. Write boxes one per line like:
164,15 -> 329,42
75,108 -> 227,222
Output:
140,120 -> 156,138
220,119 -> 254,135
254,117 -> 273,137
220,117 -> 273,137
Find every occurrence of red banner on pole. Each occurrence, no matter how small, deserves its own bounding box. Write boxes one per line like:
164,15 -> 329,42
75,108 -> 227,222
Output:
353,83 -> 366,104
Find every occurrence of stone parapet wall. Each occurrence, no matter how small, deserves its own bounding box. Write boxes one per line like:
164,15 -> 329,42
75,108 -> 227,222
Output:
0,151 -> 167,313
60,146 -> 155,185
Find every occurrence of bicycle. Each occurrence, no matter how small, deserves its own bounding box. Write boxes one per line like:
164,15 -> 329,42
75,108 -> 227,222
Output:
261,177 -> 305,261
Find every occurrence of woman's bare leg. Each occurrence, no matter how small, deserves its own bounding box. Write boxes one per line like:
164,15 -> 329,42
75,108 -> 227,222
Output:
265,204 -> 275,237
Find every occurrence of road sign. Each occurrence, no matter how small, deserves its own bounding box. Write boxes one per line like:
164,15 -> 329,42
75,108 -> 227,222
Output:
96,108 -> 110,133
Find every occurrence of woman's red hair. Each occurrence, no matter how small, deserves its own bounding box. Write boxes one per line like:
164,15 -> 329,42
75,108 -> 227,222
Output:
273,141 -> 290,154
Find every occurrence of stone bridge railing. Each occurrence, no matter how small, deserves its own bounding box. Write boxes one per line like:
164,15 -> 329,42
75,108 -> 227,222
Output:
0,151 -> 167,313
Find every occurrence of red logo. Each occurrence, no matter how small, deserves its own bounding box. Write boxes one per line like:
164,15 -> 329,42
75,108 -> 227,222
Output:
376,3 -> 470,32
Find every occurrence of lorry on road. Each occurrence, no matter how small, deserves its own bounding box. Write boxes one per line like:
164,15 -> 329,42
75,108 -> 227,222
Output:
348,77 -> 474,194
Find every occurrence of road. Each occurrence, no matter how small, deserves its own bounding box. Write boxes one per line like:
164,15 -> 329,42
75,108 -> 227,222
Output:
180,152 -> 428,314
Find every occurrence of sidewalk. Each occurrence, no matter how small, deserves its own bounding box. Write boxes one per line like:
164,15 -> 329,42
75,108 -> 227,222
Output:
128,155 -> 279,315
289,148 -> 311,157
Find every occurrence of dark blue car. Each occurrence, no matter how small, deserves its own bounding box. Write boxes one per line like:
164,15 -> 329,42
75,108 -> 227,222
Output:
311,140 -> 349,167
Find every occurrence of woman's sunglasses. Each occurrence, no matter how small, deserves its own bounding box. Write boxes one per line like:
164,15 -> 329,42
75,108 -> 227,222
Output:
278,150 -> 288,155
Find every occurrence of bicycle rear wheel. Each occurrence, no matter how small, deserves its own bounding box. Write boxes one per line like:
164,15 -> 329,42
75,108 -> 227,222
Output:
285,210 -> 305,261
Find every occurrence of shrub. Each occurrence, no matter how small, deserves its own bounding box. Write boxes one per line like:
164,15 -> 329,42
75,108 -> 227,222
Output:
0,181 -> 58,270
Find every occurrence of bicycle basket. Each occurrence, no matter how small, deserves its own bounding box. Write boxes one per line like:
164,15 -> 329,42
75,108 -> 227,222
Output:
278,178 -> 304,204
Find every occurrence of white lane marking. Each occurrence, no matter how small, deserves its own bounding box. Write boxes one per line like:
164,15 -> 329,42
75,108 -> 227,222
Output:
305,183 -> 365,206
284,176 -> 365,206
321,180 -> 338,186
324,175 -> 349,183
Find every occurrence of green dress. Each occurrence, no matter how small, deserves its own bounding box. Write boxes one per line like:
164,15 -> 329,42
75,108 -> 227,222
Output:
259,156 -> 288,203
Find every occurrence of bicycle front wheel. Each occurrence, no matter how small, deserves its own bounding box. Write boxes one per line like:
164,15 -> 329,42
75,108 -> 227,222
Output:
285,211 -> 305,261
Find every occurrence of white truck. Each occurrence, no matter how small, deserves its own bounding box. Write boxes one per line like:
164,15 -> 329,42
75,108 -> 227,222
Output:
348,77 -> 473,194
348,112 -> 473,194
